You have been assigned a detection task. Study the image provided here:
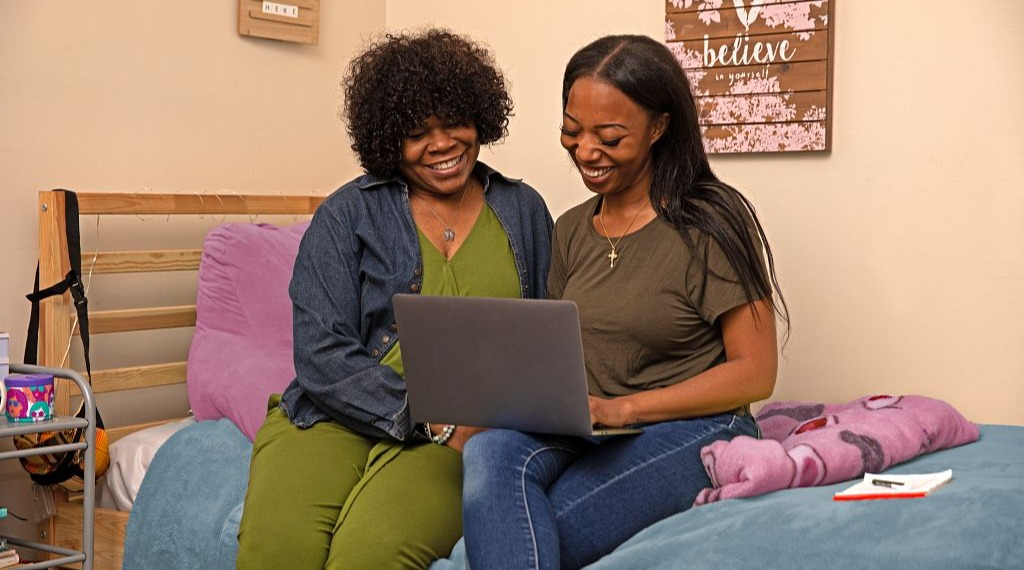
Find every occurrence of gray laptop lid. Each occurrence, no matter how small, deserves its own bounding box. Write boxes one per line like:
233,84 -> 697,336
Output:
393,294 -> 599,437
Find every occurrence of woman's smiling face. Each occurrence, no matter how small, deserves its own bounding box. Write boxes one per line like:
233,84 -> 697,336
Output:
560,76 -> 666,199
399,115 -> 481,198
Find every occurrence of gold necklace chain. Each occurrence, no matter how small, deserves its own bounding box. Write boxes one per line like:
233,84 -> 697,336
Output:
413,183 -> 471,242
598,198 -> 648,269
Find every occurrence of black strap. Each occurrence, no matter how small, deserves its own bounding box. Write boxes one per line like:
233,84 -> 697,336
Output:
24,265 -> 43,365
24,189 -> 92,380
20,190 -> 107,486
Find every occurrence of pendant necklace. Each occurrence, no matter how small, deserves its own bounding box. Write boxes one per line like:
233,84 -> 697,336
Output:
598,198 -> 648,269
414,183 -> 471,242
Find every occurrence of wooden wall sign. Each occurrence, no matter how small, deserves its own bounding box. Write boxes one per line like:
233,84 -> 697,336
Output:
666,0 -> 835,153
239,0 -> 320,45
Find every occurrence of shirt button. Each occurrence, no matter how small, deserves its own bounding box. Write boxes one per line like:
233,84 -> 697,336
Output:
410,283 -> 420,292
414,267 -> 423,276
371,349 -> 381,358
382,335 -> 391,343
390,323 -> 398,332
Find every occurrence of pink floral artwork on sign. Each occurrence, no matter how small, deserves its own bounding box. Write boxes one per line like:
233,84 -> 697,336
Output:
666,0 -> 833,153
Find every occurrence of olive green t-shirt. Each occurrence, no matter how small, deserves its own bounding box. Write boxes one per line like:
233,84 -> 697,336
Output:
382,203 -> 520,377
548,195 -> 763,397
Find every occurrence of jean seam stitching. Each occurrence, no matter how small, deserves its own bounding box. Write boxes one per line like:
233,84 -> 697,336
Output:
520,444 -> 578,570
553,421 -> 726,518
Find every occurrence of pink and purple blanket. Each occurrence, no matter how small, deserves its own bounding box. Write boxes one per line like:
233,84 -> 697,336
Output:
695,395 -> 980,505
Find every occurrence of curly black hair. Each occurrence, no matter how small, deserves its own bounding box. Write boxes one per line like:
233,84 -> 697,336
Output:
342,29 -> 514,179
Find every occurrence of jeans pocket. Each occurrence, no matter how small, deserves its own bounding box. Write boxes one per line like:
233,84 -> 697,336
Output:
723,411 -> 760,439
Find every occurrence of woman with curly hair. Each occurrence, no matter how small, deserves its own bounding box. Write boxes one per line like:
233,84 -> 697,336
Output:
236,29 -> 552,569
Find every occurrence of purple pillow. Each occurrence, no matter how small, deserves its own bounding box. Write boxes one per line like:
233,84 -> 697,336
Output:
186,222 -> 308,440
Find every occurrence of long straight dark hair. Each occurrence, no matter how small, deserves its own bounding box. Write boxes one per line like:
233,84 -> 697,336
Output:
563,35 -> 789,333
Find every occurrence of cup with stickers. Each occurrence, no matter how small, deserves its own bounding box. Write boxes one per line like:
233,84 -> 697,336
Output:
5,373 -> 55,422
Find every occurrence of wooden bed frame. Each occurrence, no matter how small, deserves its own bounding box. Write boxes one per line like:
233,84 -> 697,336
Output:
33,190 -> 323,570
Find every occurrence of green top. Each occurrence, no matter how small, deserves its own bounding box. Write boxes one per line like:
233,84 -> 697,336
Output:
549,195 -> 766,397
381,203 -> 520,377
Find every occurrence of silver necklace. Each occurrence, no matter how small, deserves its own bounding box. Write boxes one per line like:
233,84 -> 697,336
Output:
597,198 -> 648,269
414,184 -> 470,242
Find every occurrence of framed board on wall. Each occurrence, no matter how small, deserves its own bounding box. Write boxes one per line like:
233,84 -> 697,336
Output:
666,0 -> 835,153
239,0 -> 320,45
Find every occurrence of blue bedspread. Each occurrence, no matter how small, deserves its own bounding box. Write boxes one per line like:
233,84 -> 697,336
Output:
124,423 -> 1024,570
123,419 -> 252,570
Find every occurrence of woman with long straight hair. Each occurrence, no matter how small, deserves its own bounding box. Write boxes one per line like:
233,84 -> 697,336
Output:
461,34 -> 789,569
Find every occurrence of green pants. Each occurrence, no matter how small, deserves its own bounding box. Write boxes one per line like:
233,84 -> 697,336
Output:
236,400 -> 463,569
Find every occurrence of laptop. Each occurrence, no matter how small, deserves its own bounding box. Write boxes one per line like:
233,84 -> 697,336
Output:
392,294 -> 643,437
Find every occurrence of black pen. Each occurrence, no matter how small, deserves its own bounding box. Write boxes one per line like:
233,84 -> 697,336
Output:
871,478 -> 904,489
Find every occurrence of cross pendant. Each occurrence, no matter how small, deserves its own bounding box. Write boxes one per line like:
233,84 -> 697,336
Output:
607,248 -> 618,268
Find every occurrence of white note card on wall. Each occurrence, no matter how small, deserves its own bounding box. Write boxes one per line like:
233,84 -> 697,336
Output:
240,0 -> 318,44
262,1 -> 298,19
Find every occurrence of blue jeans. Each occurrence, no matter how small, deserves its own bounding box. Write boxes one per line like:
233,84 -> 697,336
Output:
461,411 -> 759,570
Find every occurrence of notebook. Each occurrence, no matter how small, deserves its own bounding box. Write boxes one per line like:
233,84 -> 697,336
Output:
392,294 -> 643,437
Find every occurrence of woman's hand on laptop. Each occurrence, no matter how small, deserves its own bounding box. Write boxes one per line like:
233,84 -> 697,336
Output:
589,395 -> 636,428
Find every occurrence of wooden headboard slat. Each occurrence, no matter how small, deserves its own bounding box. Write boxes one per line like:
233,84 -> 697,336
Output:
76,192 -> 324,215
84,249 -> 203,274
65,362 -> 187,397
39,191 -> 76,416
73,305 -> 197,335
35,189 -> 322,569
37,189 -> 320,420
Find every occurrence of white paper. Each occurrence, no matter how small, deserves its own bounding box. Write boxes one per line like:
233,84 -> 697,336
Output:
834,469 -> 953,499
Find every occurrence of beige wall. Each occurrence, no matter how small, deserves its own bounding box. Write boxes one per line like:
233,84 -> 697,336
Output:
714,3 -> 1024,425
0,0 -> 1022,544
1,0 -> 386,360
0,0 -> 385,543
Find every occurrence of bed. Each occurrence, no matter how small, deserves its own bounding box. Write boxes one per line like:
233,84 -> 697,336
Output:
31,190 -> 322,570
34,190 -> 1024,570
96,418 -> 195,512
121,419 -> 1024,570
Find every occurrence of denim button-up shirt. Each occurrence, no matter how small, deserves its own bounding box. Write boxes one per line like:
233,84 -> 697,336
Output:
279,162 -> 554,441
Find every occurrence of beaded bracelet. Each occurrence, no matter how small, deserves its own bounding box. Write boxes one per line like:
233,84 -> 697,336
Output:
424,422 -> 456,445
